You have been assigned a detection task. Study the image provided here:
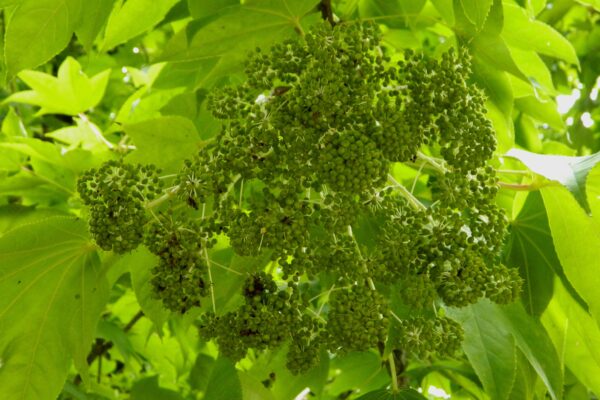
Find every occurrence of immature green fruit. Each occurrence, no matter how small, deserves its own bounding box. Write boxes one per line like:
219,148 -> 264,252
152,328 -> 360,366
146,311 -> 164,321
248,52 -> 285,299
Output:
77,160 -> 162,253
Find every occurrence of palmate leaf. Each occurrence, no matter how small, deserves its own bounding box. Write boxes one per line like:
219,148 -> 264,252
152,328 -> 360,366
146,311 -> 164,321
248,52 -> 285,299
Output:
156,0 -> 320,89
5,57 -> 110,116
542,185 -> 600,327
446,303 -> 517,400
447,300 -> 563,400
505,192 -> 559,316
542,278 -> 600,395
507,148 -> 600,213
0,217 -> 109,400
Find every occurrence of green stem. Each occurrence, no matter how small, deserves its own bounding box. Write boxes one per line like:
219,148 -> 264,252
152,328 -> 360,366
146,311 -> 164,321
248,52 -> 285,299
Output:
146,186 -> 179,208
498,182 -> 539,191
387,174 -> 427,211
204,247 -> 217,313
347,225 -> 376,290
388,353 -> 399,393
415,151 -> 447,173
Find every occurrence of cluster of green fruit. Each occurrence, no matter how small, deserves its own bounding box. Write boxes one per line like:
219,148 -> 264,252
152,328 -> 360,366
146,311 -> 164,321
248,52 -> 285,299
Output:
78,21 -> 522,374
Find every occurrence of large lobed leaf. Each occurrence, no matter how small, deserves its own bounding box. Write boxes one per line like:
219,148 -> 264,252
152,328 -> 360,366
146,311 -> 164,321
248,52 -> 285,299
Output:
0,217 -> 109,400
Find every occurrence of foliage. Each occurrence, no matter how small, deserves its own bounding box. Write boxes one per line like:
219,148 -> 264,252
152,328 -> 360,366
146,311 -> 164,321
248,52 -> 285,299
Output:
0,1 -> 599,399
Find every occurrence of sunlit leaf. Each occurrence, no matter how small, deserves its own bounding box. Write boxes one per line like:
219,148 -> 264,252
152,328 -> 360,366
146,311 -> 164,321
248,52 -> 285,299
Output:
5,57 -> 110,116
507,149 -> 600,212
4,0 -> 82,76
101,0 -> 179,51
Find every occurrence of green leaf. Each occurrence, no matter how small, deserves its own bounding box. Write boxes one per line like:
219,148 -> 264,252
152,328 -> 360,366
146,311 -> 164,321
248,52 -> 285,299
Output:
496,301 -> 563,400
0,217 -> 109,400
472,56 -> 513,118
239,371 -> 276,400
187,0 -> 238,19
189,354 -> 215,391
124,248 -> 170,331
158,0 -> 319,68
431,0 -> 454,25
4,0 -> 82,77
131,375 -> 184,400
576,0 -> 600,11
486,100 -> 514,153
46,118 -> 108,153
209,250 -> 271,315
505,191 -> 558,316
502,3 -> 579,66
542,278 -> 600,395
101,0 -> 179,51
248,346 -> 329,399
542,186 -> 600,325
471,34 -> 529,83
508,350 -> 536,400
587,164 -> 600,218
0,206 -> 65,234
507,149 -> 600,212
355,388 -> 428,400
510,48 -> 556,96
204,357 -> 243,400
359,0 -> 427,27
446,303 -> 517,400
328,351 -> 389,394
515,96 -> 564,130
5,57 -> 110,116
75,0 -> 116,50
460,0 -> 492,29
0,0 -> 26,7
124,116 -> 204,173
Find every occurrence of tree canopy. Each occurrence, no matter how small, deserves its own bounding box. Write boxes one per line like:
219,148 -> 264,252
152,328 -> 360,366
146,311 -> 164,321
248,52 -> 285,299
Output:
0,1 -> 599,399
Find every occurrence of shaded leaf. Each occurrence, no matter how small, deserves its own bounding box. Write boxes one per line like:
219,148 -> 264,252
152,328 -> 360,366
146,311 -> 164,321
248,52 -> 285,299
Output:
446,303 -> 517,400
355,388 -> 428,399
204,357 -> 243,400
328,351 -> 389,394
497,301 -> 563,400
0,217 -> 109,400
505,191 -> 558,316
131,375 -> 184,400
75,0 -> 116,50
124,116 -> 204,173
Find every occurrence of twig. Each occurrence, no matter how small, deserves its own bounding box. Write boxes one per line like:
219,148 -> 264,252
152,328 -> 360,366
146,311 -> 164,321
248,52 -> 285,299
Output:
85,310 -> 144,366
319,0 -> 336,26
